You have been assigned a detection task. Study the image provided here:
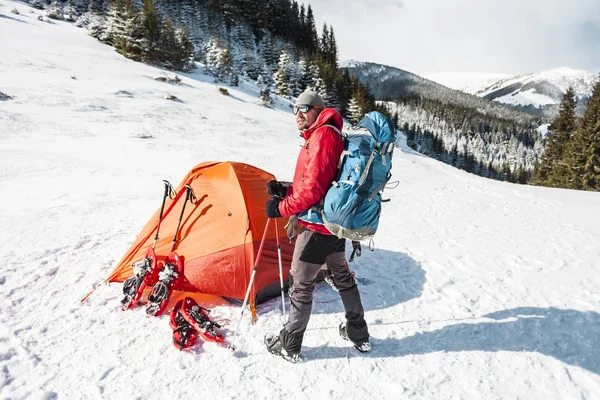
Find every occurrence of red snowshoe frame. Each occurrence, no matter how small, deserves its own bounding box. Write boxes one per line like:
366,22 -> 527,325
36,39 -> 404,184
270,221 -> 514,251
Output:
180,297 -> 225,343
170,300 -> 198,350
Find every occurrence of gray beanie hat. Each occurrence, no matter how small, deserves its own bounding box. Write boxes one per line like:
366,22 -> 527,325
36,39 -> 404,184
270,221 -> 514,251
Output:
295,90 -> 325,108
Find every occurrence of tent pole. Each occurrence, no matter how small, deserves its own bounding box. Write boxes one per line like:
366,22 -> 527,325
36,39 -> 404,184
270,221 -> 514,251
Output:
229,218 -> 272,352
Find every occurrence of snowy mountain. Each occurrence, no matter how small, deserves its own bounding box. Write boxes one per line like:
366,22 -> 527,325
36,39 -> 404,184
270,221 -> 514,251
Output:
465,67 -> 598,118
2,2 -> 600,399
342,60 -> 543,179
341,60 -> 536,123
423,72 -> 512,91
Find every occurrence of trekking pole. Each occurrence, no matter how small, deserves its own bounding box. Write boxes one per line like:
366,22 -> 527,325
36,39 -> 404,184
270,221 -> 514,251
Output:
229,218 -> 272,352
153,180 -> 177,250
146,184 -> 196,317
170,184 -> 196,253
119,180 -> 177,310
274,219 -> 287,321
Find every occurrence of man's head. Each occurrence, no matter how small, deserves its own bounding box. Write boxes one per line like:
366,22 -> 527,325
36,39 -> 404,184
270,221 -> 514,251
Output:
294,90 -> 324,130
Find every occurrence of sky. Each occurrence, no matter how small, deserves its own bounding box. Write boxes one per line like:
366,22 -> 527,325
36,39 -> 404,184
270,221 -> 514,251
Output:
307,0 -> 600,76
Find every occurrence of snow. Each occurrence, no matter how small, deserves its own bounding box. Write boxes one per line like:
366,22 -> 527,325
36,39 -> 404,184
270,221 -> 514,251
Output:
537,123 -> 550,137
423,72 -> 512,91
468,67 -> 598,107
2,2 -> 600,399
495,89 -> 557,107
340,59 -> 365,69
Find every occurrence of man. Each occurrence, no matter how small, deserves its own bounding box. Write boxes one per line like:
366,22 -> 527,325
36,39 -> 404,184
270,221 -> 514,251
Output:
264,90 -> 370,363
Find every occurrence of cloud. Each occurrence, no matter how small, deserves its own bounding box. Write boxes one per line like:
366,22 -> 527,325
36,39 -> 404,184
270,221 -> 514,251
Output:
307,0 -> 600,74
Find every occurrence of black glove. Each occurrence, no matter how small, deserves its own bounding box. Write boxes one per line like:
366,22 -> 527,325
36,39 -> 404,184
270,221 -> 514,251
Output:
265,199 -> 282,218
267,180 -> 287,199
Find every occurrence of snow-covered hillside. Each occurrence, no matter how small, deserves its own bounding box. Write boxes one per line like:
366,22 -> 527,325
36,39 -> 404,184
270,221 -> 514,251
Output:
465,67 -> 598,114
2,3 -> 600,399
423,72 -> 512,91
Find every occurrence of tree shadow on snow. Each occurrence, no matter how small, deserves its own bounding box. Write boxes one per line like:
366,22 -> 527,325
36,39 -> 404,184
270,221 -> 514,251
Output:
0,14 -> 29,23
310,248 -> 426,315
256,248 -> 426,316
304,307 -> 600,375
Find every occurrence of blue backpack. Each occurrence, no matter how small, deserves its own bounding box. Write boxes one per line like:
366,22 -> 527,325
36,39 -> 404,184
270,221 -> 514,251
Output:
298,111 -> 397,240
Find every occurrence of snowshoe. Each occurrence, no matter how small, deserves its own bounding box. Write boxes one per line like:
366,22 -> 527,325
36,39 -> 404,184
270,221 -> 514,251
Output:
121,247 -> 160,310
339,322 -> 371,353
170,300 -> 198,350
146,251 -> 182,317
180,297 -> 225,343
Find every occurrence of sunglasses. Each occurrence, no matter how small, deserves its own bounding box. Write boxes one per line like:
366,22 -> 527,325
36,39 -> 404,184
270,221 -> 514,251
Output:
293,104 -> 323,115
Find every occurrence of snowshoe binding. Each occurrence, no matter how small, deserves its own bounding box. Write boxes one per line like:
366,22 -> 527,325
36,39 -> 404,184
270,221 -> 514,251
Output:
180,297 -> 225,343
339,322 -> 371,353
146,251 -> 182,317
121,248 -> 160,310
170,300 -> 198,350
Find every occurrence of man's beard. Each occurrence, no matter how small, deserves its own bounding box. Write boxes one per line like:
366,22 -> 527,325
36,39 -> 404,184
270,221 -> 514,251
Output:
297,118 -> 309,130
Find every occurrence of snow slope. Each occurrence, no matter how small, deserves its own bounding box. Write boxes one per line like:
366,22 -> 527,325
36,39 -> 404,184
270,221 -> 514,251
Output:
2,3 -> 600,399
465,67 -> 597,107
423,72 -> 512,91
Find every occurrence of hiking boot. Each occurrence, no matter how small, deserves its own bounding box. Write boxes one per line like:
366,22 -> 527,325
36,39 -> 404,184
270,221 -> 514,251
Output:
264,333 -> 303,363
339,322 -> 371,353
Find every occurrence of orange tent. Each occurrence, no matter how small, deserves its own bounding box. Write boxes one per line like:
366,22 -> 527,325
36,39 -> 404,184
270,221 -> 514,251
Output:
106,161 -> 293,310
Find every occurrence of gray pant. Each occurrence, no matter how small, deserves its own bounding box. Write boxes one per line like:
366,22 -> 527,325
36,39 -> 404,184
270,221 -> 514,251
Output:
280,229 -> 369,353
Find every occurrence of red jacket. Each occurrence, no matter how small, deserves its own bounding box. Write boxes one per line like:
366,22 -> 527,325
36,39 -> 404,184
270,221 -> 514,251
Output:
278,108 -> 344,235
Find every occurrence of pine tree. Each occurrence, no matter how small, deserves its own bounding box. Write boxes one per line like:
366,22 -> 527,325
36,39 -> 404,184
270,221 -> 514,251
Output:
88,0 -> 104,14
63,1 -> 78,22
175,27 -> 195,71
259,32 -> 278,73
347,96 -> 363,125
289,62 -> 302,97
103,0 -> 126,45
533,87 -> 577,187
116,5 -> 147,62
582,119 -> 600,190
72,0 -> 88,15
205,37 -> 236,84
320,23 -> 329,60
328,25 -> 338,68
571,79 -> 600,190
88,3 -> 106,40
114,1 -> 133,56
141,0 -> 161,64
257,63 -> 274,89
298,4 -> 306,48
240,51 -> 260,80
158,18 -> 180,69
204,36 -> 222,77
46,1 -> 64,20
274,47 -> 293,98
259,88 -> 274,108
298,57 -> 316,92
305,5 -> 318,52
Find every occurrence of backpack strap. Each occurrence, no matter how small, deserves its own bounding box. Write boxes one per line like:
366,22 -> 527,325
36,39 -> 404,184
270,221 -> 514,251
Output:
357,144 -> 379,189
358,141 -> 395,198
323,124 -> 344,138
322,124 -> 351,184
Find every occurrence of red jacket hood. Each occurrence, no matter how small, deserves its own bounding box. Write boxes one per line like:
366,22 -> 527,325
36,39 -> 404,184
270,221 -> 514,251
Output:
301,108 -> 343,140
